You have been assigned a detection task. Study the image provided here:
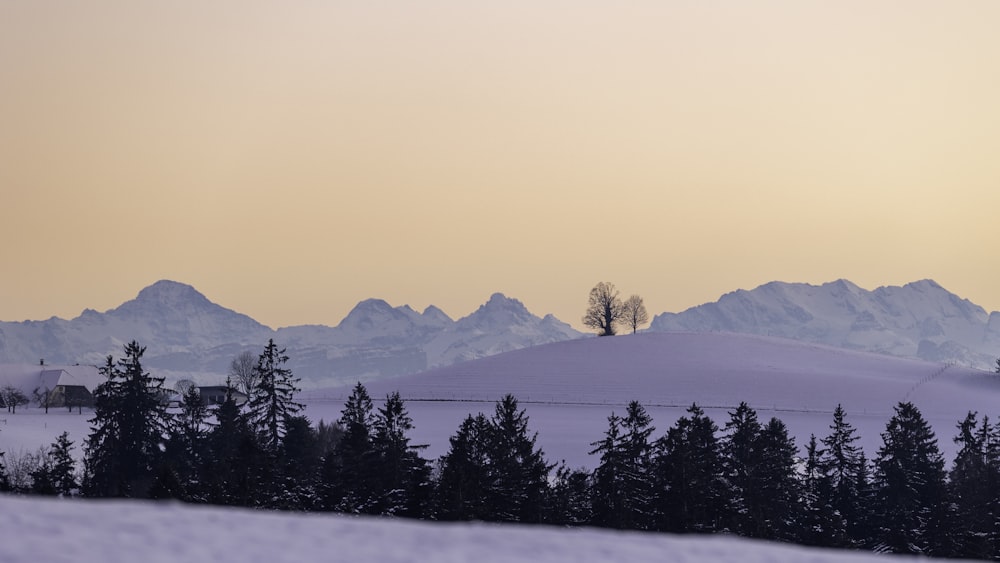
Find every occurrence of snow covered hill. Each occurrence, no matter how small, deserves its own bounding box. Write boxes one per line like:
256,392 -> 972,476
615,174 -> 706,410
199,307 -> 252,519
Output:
650,279 -> 1000,370
0,494 -> 942,563
305,332 -> 998,469
0,281 -> 582,388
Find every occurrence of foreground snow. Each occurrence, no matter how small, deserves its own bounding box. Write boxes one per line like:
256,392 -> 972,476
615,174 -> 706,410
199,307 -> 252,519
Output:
0,495 -> 929,563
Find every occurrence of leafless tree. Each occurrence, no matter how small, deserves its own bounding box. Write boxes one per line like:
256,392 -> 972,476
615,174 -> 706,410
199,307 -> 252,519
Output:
621,294 -> 649,334
174,378 -> 197,395
33,385 -> 53,414
229,350 -> 260,396
583,282 -> 624,336
4,447 -> 44,492
1,385 -> 30,414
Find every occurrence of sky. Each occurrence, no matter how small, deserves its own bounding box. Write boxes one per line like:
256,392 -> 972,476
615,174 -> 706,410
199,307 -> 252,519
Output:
2,1 -> 999,330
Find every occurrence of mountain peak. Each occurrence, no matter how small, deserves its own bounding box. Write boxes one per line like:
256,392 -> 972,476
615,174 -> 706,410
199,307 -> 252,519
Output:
456,293 -> 534,331
133,280 -> 211,308
338,298 -> 412,330
483,292 -> 527,311
904,279 -> 943,291
422,305 -> 453,324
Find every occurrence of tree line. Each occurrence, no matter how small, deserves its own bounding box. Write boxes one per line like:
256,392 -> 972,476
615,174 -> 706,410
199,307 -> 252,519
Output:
3,340 -> 1000,560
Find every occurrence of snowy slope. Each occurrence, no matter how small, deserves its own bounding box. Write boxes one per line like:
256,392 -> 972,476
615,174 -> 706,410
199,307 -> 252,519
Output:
304,332 -> 998,469
2,332 -> 995,474
649,279 -> 1000,370
0,495 -> 936,563
0,281 -> 583,388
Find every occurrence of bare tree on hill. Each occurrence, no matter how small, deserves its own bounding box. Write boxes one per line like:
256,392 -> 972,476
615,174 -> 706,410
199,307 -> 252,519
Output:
583,282 -> 624,337
621,295 -> 649,334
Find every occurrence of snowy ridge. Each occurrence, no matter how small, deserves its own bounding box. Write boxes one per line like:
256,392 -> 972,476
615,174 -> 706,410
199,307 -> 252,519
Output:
0,281 -> 583,388
0,495 -> 933,563
650,279 -> 1000,370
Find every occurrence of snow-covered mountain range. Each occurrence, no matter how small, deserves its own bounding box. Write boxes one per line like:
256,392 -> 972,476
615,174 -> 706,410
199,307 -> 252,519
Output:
0,281 -> 581,387
0,278 -> 995,388
650,279 -> 1000,370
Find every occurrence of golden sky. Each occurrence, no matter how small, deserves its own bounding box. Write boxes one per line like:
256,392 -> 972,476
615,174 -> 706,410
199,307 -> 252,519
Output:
2,1 -> 999,329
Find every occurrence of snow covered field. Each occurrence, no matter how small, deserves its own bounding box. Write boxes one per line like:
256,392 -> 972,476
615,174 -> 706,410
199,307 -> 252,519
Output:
304,332 -> 1000,468
2,332 -> 996,470
0,494 -> 933,563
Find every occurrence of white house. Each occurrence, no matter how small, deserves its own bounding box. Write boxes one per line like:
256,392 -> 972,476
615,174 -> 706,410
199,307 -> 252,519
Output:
0,363 -> 104,410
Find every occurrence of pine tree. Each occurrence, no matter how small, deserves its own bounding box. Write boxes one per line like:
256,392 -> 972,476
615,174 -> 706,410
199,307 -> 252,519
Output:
948,412 -> 1000,559
321,382 -> 378,513
819,404 -> 866,546
483,395 -> 553,523
30,452 -> 57,495
275,414 -> 321,510
651,403 -> 726,533
589,411 -> 627,528
589,401 -> 655,530
800,434 -> 846,547
753,417 -> 802,541
160,384 -> 209,500
247,339 -> 303,453
30,432 -> 77,496
871,402 -> 950,556
620,401 -> 655,528
200,384 -> 266,507
371,392 -> 431,517
83,341 -> 171,498
721,401 -> 761,535
546,463 -> 593,526
436,413 -> 491,520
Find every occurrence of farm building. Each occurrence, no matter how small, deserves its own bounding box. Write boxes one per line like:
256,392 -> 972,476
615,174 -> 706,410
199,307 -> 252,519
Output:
0,363 -> 103,411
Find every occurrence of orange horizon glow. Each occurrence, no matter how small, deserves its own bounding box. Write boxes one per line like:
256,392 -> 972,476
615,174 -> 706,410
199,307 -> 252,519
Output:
2,1 -> 998,330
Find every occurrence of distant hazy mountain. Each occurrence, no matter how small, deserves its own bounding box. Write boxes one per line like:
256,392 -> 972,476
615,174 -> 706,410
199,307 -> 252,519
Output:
0,280 -> 583,387
649,279 -> 1000,370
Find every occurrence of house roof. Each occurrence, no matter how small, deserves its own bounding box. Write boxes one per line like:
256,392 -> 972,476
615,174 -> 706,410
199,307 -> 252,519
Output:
0,364 -> 104,395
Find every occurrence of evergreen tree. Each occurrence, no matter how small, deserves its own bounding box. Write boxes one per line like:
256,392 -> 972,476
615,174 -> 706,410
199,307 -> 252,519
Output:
483,395 -> 553,523
275,414 -> 321,510
620,401 -> 655,528
29,451 -> 57,495
160,384 -> 209,500
800,434 -> 846,547
370,392 -> 431,517
83,341 -> 171,498
589,411 -> 627,528
948,412 -> 1000,559
651,403 -> 726,534
871,402 -> 950,556
589,401 -> 655,530
721,401 -> 761,535
247,339 -> 303,453
546,463 -> 593,526
435,413 -> 491,520
321,382 -> 378,513
720,404 -> 801,539
753,417 -> 802,541
200,384 -> 267,507
819,404 -> 866,546
30,432 -> 77,497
